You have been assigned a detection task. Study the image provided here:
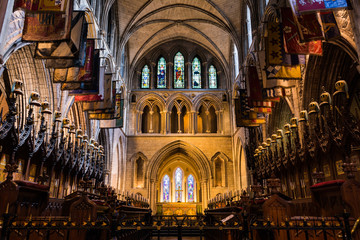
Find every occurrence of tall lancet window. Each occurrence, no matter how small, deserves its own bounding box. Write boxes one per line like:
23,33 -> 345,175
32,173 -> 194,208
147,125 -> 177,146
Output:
175,167 -> 183,202
157,57 -> 166,88
141,65 -> 150,88
192,57 -> 201,88
174,52 -> 185,88
209,65 -> 217,88
162,175 -> 170,202
187,174 -> 195,202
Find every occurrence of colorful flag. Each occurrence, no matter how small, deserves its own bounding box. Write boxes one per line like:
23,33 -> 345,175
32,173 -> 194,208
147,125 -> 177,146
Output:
266,22 -> 283,65
35,11 -> 87,68
281,8 -> 322,55
62,49 -> 100,92
319,11 -> 340,40
258,51 -> 299,89
14,0 -> 71,12
296,12 -> 324,42
22,11 -> 72,41
266,65 -> 301,79
38,0 -> 70,12
13,0 -> 40,11
291,0 -> 348,13
247,66 -> 263,106
53,40 -> 95,83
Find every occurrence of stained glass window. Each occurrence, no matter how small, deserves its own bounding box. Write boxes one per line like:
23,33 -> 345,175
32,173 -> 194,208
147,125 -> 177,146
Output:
192,57 -> 201,88
187,174 -> 194,202
141,65 -> 150,88
162,175 -> 170,202
209,65 -> 217,88
174,52 -> 185,88
175,167 -> 183,202
157,57 -> 166,88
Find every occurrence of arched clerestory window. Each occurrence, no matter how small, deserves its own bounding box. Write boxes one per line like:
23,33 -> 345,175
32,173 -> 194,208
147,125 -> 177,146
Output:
157,57 -> 166,88
209,65 -> 217,89
141,65 -> 150,88
192,57 -> 201,88
174,52 -> 185,88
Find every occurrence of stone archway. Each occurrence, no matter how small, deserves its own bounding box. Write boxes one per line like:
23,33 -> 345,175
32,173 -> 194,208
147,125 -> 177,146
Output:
146,140 -> 212,211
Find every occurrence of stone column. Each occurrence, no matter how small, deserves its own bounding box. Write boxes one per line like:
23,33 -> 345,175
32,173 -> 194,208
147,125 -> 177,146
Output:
165,111 -> 170,134
186,62 -> 191,89
149,110 -> 154,133
177,111 -> 182,133
191,111 -> 196,134
205,110 -> 210,133
150,61 -> 156,89
201,180 -> 209,210
202,62 -> 208,89
150,179 -> 156,210
161,110 -> 167,134
167,62 -> 173,89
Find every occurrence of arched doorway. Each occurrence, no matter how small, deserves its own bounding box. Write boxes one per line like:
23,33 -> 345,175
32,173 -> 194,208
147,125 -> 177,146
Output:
146,140 -> 212,213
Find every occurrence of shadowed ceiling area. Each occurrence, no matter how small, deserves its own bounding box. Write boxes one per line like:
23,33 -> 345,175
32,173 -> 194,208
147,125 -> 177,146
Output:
117,0 -> 244,73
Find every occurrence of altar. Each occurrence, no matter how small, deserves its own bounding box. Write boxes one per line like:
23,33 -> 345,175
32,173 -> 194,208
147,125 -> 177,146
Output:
156,202 -> 202,215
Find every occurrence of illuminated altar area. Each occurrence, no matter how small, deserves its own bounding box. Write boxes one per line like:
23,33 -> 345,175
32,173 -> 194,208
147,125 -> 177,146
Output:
155,160 -> 202,215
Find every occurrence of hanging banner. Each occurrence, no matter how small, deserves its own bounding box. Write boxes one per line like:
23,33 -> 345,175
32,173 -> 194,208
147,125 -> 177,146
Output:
266,22 -> 283,65
65,49 -> 100,94
266,65 -> 301,80
13,0 -> 40,11
319,11 -> 340,40
281,8 -> 322,55
53,39 -> 95,83
296,12 -> 324,42
247,66 -> 263,107
22,0 -> 72,41
14,0 -> 71,12
75,67 -> 107,103
258,51 -> 298,89
22,11 -> 72,41
290,0 -> 348,13
81,74 -> 114,108
35,11 -> 87,68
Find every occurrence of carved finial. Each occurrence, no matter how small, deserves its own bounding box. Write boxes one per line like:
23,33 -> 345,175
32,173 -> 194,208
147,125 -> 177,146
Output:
4,163 -> 18,181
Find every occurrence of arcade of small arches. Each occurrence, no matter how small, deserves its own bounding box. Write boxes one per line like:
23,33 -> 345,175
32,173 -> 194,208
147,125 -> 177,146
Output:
133,94 -> 224,134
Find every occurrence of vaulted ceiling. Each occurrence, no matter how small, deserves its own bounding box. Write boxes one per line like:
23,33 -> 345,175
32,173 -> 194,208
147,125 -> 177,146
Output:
117,0 -> 244,73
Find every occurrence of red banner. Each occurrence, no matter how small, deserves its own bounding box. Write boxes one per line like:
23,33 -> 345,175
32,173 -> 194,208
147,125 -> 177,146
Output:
281,8 -> 322,55
296,13 -> 324,42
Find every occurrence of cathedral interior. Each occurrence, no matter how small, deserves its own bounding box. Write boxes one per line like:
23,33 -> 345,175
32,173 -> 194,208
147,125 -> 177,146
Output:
1,0 -> 360,239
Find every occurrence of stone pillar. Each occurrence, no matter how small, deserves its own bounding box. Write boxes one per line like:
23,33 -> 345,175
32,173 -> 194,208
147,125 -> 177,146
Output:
205,110 -> 210,133
177,111 -> 182,133
150,179 -> 156,210
150,61 -> 156,89
149,110 -> 154,133
201,180 -> 208,210
161,110 -> 167,134
186,62 -> 191,89
136,110 -> 143,134
167,62 -> 173,89
202,62 -> 208,89
165,111 -> 170,134
191,111 -> 196,134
